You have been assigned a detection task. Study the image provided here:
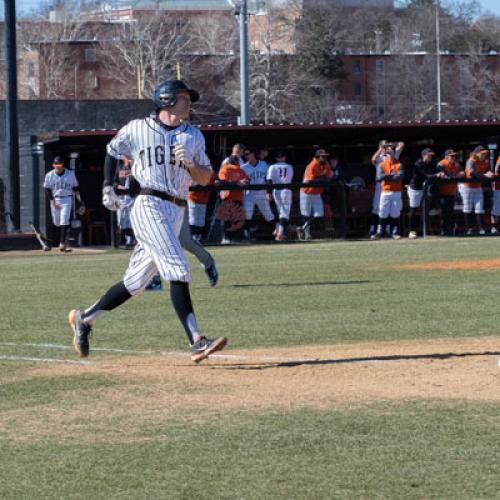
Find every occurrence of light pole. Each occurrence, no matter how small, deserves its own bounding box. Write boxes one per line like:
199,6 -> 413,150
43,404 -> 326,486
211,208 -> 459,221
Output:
435,3 -> 442,121
5,0 -> 20,231
228,0 -> 250,125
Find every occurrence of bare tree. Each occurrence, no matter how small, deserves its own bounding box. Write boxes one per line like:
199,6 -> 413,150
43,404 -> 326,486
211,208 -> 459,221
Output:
18,18 -> 92,98
98,11 -> 194,99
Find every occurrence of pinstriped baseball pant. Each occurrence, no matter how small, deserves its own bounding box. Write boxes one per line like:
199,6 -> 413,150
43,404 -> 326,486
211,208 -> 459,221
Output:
123,195 -> 190,295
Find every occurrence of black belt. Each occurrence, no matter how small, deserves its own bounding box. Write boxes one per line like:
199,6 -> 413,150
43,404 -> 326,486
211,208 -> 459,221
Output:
140,188 -> 186,207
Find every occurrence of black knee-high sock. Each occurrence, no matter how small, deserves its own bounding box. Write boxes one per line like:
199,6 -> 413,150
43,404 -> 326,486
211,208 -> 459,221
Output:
170,281 -> 199,345
408,207 -> 417,232
465,212 -> 473,230
390,217 -> 399,234
82,281 -> 132,324
59,225 -> 66,245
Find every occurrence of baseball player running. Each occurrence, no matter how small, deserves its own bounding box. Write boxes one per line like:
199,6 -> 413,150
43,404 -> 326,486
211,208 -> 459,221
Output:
68,80 -> 226,363
43,156 -> 85,252
266,150 -> 294,241
112,160 -> 218,285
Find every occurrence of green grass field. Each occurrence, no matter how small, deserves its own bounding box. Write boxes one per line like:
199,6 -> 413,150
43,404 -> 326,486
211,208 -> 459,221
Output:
1,238 -> 500,499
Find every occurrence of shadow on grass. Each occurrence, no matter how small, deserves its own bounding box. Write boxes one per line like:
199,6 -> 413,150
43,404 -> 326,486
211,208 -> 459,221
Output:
232,280 -> 374,288
213,350 -> 500,370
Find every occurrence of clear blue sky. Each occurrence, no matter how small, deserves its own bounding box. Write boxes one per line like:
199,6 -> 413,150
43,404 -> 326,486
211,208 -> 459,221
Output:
4,0 -> 500,17
478,0 -> 500,15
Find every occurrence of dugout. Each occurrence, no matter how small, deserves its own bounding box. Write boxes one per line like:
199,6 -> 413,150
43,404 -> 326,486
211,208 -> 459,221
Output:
36,119 -> 500,244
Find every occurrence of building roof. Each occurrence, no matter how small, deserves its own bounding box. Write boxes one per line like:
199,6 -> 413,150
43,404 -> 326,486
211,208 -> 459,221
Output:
56,118 -> 500,137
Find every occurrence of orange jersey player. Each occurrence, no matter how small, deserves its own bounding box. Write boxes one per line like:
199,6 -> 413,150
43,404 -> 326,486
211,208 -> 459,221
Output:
187,172 -> 215,240
297,147 -> 333,240
373,145 -> 404,240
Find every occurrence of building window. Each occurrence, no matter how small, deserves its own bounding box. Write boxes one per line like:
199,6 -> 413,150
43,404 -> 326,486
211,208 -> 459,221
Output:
354,83 -> 362,97
353,60 -> 361,75
85,48 -> 97,62
376,59 -> 384,74
85,71 -> 99,89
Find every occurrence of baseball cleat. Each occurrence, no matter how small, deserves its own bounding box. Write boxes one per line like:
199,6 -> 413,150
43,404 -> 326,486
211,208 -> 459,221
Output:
190,336 -> 227,363
68,309 -> 92,358
204,262 -> 219,287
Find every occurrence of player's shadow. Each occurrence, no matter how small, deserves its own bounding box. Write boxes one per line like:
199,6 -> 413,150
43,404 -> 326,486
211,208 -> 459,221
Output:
212,350 -> 500,371
232,280 -> 373,288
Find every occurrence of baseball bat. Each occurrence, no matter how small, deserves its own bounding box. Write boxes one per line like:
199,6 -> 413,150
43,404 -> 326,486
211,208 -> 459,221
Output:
29,222 -> 51,251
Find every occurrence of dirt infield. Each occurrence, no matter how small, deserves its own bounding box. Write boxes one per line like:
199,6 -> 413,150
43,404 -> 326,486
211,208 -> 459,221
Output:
2,337 -> 500,442
399,258 -> 500,270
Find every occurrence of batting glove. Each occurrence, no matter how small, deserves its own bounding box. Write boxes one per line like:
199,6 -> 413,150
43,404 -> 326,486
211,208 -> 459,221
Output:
174,144 -> 194,169
102,186 -> 121,211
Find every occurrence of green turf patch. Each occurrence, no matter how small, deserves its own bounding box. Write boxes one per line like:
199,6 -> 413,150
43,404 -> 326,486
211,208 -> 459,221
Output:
1,239 -> 500,351
0,401 -> 499,499
0,374 -> 122,411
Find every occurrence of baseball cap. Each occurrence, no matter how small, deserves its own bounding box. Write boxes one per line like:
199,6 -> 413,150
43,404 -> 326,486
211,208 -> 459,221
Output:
445,149 -> 457,156
422,148 -> 435,156
52,156 -> 64,167
472,145 -> 488,154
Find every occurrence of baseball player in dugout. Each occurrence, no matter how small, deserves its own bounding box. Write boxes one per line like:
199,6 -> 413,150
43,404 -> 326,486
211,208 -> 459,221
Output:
297,148 -> 333,241
491,154 -> 500,235
221,143 -> 245,167
463,146 -> 493,235
266,150 -> 294,241
43,156 -> 85,252
241,147 -> 275,240
407,148 -> 440,239
373,144 -> 405,240
68,80 -> 227,363
436,149 -> 464,236
114,157 -> 137,248
370,140 -> 404,238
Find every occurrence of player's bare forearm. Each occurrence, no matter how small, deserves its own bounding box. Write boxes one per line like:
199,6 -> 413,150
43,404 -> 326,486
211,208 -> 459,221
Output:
188,164 -> 212,185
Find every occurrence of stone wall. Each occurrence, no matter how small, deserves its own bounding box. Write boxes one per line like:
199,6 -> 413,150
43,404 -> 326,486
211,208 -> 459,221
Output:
0,99 -> 151,233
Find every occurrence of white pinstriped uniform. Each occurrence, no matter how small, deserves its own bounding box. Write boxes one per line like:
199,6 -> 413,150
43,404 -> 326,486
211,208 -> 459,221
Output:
43,169 -> 78,226
106,118 -> 212,294
266,162 -> 294,219
242,160 -> 274,221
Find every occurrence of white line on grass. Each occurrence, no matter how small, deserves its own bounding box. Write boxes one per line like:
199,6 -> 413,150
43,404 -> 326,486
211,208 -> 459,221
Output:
0,355 -> 92,365
0,342 -> 316,363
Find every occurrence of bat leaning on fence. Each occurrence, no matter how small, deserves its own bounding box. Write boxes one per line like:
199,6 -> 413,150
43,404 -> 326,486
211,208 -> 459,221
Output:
29,222 -> 52,251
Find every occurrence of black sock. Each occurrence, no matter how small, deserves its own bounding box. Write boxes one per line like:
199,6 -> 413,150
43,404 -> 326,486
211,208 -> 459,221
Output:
390,217 -> 399,234
82,281 -> 132,324
170,281 -> 198,345
60,225 -> 67,245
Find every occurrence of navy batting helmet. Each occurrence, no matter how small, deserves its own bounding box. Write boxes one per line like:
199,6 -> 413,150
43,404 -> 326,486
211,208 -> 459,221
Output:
152,80 -> 199,109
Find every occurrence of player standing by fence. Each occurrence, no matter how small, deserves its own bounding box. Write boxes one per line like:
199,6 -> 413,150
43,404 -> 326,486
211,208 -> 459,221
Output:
267,151 -> 294,241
